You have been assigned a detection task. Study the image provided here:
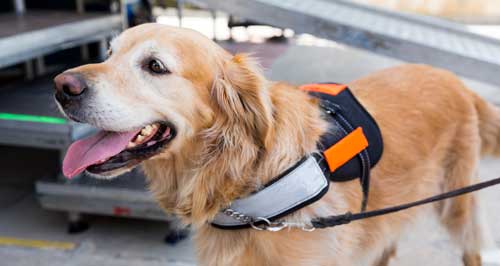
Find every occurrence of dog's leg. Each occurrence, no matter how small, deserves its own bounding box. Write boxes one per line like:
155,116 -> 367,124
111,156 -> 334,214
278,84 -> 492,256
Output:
442,183 -> 483,266
443,183 -> 484,264
373,245 -> 396,266
476,192 -> 500,266
439,133 -> 483,266
463,251 -> 482,266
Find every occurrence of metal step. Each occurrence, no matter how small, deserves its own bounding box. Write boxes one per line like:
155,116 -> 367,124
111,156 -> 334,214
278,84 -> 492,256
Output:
186,0 -> 500,87
0,11 -> 121,68
0,79 -> 171,221
0,78 -> 95,149
36,170 -> 172,221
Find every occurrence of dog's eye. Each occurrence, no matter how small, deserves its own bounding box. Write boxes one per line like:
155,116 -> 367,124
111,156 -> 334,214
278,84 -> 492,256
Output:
147,59 -> 168,74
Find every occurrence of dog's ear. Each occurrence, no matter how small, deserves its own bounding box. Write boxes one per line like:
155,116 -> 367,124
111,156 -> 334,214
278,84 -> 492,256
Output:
211,54 -> 273,148
183,54 -> 275,224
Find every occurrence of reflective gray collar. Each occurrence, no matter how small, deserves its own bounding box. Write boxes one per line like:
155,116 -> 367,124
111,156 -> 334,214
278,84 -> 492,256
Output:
211,156 -> 329,229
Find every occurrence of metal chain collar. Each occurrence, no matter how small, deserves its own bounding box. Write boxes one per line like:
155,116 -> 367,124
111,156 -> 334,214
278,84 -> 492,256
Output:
222,208 -> 315,232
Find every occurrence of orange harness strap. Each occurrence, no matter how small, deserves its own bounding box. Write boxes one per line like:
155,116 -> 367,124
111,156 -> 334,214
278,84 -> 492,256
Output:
300,84 -> 369,174
323,127 -> 368,173
300,83 -> 347,96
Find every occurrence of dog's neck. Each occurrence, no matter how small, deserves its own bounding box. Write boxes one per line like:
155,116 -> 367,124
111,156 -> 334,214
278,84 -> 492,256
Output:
143,81 -> 328,226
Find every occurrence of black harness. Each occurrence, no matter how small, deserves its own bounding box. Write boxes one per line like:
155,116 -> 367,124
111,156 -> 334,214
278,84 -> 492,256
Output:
311,84 -> 383,211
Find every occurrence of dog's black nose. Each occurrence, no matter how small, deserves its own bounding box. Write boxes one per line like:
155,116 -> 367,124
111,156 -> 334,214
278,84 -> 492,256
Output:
54,73 -> 87,105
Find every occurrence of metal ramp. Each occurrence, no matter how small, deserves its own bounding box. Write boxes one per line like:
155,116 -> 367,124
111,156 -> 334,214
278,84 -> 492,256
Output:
186,0 -> 500,87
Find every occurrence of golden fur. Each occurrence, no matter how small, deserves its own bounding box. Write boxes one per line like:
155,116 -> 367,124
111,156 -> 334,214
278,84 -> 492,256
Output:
60,24 -> 500,266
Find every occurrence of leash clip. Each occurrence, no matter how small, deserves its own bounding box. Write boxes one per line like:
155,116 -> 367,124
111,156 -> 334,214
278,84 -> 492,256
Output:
223,208 -> 317,232
250,217 -> 316,232
250,217 -> 287,231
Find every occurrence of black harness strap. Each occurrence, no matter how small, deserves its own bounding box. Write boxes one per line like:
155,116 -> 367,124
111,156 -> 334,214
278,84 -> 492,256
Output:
319,100 -> 372,212
337,111 -> 371,212
311,176 -> 500,229
358,149 -> 371,211
306,84 -> 383,212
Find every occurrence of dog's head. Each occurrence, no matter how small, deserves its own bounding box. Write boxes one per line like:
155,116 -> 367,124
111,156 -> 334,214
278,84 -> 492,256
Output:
55,24 -> 273,182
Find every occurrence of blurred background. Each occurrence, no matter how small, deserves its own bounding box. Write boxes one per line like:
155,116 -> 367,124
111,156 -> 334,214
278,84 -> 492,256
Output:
1,1 -> 500,265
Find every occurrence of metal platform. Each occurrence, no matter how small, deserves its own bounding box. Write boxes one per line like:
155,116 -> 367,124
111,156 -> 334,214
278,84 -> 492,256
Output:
36,169 -> 170,221
0,11 -> 121,68
0,78 -> 170,221
186,0 -> 500,87
0,78 -> 95,149
0,4 -> 173,223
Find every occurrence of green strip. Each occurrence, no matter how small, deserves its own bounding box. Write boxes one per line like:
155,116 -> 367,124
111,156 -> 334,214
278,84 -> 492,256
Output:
0,113 -> 66,124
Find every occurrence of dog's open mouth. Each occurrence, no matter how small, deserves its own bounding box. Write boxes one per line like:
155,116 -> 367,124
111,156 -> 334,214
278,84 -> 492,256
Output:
62,122 -> 176,178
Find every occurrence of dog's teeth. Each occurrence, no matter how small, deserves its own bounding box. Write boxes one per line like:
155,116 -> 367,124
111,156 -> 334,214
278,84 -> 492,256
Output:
127,142 -> 136,148
136,135 -> 145,142
141,125 -> 155,136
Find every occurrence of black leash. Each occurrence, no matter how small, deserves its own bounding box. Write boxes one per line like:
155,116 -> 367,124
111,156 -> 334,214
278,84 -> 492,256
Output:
311,176 -> 500,229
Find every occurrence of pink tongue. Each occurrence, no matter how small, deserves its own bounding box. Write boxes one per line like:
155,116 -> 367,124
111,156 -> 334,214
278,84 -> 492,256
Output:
63,130 -> 140,178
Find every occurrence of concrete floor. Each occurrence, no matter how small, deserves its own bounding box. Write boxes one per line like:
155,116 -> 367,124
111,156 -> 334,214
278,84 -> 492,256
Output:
2,36 -> 500,265
0,194 -> 195,266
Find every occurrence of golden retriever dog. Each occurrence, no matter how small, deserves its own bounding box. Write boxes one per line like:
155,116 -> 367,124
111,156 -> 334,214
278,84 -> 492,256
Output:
53,23 -> 500,266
